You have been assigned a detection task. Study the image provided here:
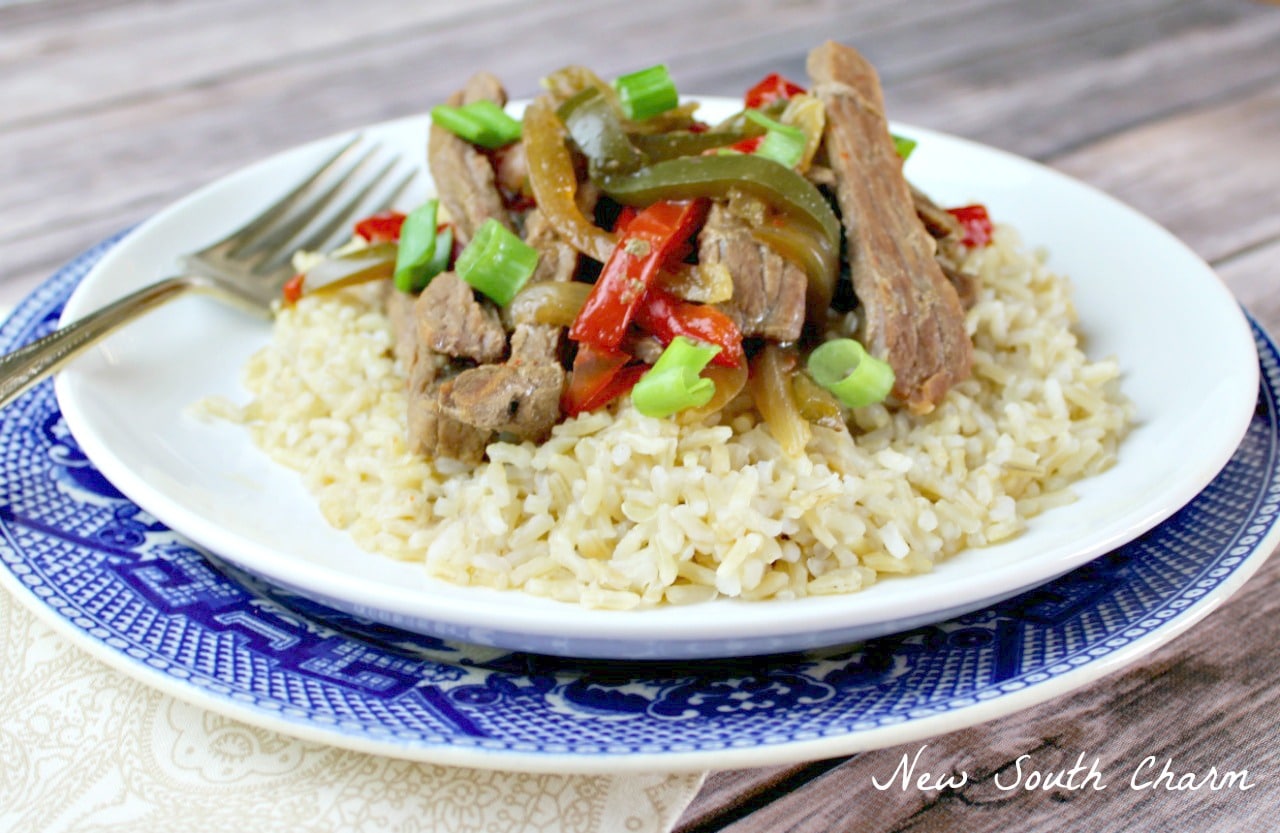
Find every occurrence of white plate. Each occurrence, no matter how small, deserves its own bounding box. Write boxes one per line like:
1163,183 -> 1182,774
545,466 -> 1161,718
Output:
53,100 -> 1259,659
7,237 -> 1278,772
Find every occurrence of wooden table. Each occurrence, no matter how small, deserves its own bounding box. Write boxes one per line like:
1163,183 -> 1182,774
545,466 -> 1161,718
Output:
4,1 -> 1279,829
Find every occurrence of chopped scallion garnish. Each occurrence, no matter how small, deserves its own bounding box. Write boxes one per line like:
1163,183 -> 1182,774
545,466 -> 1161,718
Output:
744,109 -> 807,169
614,64 -> 679,121
454,218 -> 540,306
892,133 -> 917,161
431,100 -> 523,149
423,225 -> 453,282
631,336 -> 720,418
394,200 -> 450,293
806,338 -> 895,409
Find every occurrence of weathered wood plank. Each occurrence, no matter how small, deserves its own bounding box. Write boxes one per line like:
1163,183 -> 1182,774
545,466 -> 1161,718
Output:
2,0 -> 1268,301
1050,81 -> 1280,265
677,0 -> 1183,93
684,551 -> 1280,832
0,0 -> 514,127
878,0 -> 1280,160
673,762 -> 844,832
5,0 -> 1189,128
0,0 -> 134,27
1219,238 -> 1280,328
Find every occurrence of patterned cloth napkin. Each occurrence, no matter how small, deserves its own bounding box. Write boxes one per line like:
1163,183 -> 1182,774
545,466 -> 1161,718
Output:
0,584 -> 705,832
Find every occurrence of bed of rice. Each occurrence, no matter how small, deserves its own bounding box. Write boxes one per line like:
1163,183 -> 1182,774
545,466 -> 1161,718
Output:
201,226 -> 1132,609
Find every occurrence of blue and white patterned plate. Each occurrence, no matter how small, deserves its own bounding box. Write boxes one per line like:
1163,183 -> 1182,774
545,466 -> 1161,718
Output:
2,235 -> 1278,773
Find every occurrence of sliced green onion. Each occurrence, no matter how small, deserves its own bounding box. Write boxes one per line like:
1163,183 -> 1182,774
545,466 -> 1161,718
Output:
806,338 -> 895,409
454,218 -> 540,306
423,225 -> 452,280
394,200 -> 449,293
614,64 -> 679,121
631,336 -> 720,418
745,109 -> 807,169
430,100 -> 523,149
892,133 -> 917,161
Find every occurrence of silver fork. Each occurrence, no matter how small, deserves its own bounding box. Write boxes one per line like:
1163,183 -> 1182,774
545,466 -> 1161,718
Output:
0,136 -> 413,409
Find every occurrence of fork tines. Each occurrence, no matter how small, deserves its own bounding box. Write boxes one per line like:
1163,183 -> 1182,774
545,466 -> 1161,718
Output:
208,136 -> 416,277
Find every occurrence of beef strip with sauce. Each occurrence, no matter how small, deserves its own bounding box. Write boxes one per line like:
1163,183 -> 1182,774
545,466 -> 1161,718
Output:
394,72 -> 518,462
435,208 -> 575,446
910,185 -> 980,309
427,72 -> 515,245
398,272 -> 506,462
697,202 -> 807,343
807,41 -> 973,412
393,74 -> 576,463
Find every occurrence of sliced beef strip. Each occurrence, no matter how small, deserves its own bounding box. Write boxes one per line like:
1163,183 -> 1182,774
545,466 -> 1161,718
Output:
385,284 -> 420,370
402,78 -> 581,462
438,362 -> 564,440
401,318 -> 491,463
625,334 -> 666,366
428,71 -> 515,244
427,316 -> 566,448
910,184 -> 964,240
393,214 -> 573,459
414,272 -> 507,363
938,263 -> 980,310
509,321 -> 563,364
436,256 -> 570,448
697,202 -> 807,343
807,41 -> 972,413
428,313 -> 566,451
522,208 -> 577,288
474,206 -> 576,441
407,390 -> 491,465
911,185 -> 980,310
391,272 -> 505,462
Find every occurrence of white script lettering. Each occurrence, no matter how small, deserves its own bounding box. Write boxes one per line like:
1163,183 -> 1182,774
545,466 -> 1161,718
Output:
1130,756 -> 1256,791
870,745 -> 969,792
993,752 -> 1108,792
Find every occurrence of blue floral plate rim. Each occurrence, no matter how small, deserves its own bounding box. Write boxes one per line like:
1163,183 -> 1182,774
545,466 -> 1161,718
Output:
0,232 -> 1276,774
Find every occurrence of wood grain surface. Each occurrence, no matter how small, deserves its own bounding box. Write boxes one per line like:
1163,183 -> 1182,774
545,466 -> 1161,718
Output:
4,1 -> 1279,830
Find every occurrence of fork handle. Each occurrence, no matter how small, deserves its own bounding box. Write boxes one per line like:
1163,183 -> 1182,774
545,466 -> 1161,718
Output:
0,276 -> 197,410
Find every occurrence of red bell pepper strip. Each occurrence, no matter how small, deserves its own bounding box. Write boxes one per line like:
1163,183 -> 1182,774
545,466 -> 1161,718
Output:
562,343 -> 649,416
744,73 -> 807,109
946,204 -> 995,248
281,273 -> 305,305
354,210 -> 406,243
612,205 -> 638,232
569,198 -> 709,350
633,287 -> 744,368
725,135 -> 765,155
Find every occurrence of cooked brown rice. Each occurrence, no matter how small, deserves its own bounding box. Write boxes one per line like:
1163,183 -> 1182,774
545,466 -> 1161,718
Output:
200,226 -> 1132,609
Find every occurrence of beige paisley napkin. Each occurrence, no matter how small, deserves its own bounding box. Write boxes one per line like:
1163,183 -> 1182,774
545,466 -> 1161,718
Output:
0,585 -> 705,832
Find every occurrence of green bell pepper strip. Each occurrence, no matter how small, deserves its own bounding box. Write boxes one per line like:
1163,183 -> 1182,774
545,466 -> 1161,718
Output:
557,87 -> 648,181
600,153 -> 840,249
628,127 -> 757,161
892,134 -> 917,160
